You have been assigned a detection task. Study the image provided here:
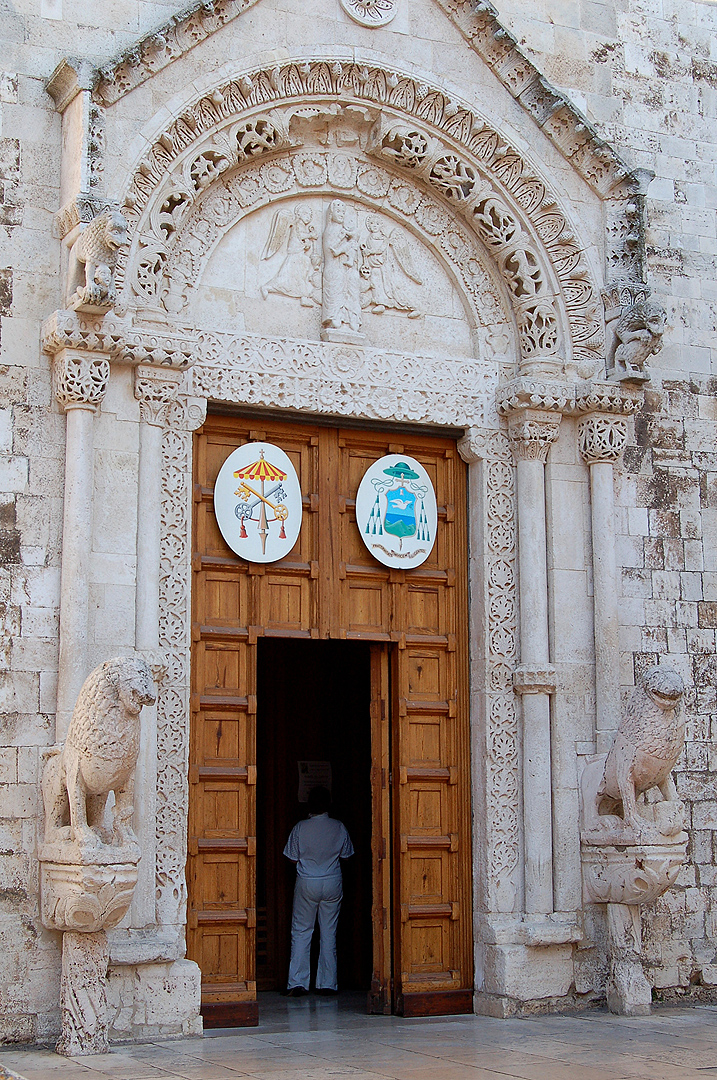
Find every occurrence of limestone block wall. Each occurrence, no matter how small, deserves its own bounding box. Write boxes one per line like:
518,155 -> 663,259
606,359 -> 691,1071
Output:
0,0 -> 715,1042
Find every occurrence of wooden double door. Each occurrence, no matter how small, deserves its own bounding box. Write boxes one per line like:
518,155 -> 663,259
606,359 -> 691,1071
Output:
189,413 -> 472,1024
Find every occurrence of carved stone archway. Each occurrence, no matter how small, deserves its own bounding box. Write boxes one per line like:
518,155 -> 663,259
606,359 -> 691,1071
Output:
116,60 -> 612,377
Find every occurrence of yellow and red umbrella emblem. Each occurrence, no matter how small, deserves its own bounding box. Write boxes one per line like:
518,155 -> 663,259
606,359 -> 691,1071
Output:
233,449 -> 289,553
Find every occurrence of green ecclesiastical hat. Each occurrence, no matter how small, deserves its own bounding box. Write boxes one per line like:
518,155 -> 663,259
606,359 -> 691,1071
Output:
383,461 -> 420,480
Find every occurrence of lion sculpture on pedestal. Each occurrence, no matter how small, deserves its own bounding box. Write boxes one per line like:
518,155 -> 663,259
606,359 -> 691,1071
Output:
69,210 -> 129,311
581,665 -> 686,843
42,656 -> 156,852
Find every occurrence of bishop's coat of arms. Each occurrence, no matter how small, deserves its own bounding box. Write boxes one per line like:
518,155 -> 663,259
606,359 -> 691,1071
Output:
356,455 -> 438,568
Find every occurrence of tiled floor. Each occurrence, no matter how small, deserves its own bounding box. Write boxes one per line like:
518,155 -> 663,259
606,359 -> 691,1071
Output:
2,994 -> 717,1080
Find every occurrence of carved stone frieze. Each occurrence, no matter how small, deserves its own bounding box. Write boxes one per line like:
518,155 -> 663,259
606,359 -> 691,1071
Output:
92,0 -> 637,221
191,332 -> 497,428
125,145 -> 508,339
116,64 -> 606,370
578,414 -> 628,465
42,310 -> 126,359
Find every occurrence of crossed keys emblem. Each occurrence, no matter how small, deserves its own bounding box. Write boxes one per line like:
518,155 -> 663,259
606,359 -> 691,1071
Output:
233,449 -> 289,555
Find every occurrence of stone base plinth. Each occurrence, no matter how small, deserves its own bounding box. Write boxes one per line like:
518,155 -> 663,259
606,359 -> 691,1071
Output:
40,845 -> 139,933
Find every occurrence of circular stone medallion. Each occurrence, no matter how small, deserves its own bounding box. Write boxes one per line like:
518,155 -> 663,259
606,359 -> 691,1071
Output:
214,442 -> 302,563
340,0 -> 397,28
356,454 -> 437,569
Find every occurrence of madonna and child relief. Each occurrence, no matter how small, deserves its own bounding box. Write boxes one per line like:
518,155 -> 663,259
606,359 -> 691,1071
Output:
192,197 -> 473,354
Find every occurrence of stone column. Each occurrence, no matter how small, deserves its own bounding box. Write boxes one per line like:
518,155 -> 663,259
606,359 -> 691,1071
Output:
53,350 -> 110,739
508,411 -> 560,915
578,413 -> 628,754
131,365 -> 182,926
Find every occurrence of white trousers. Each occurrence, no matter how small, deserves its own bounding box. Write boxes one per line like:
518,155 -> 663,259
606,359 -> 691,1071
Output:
287,874 -> 342,991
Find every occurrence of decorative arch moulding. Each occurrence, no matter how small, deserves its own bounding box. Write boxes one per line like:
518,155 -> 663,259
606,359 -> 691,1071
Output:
79,0 -> 636,211
109,61 -> 620,374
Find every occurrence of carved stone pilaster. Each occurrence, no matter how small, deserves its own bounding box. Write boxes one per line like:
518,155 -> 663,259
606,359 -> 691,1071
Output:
578,414 -> 628,465
507,412 -> 561,463
134,364 -> 183,426
52,351 -> 110,412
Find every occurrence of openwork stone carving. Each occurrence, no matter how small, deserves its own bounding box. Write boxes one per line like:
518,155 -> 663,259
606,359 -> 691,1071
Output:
69,211 -> 129,312
578,414 -> 628,465
340,0 -> 397,27
53,352 -> 111,411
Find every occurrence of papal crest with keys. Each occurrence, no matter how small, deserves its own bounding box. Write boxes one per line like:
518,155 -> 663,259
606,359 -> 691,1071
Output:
213,442 -> 303,563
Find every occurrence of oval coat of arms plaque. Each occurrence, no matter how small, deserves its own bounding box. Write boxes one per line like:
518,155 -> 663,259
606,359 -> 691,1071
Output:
355,454 -> 438,569
214,442 -> 302,563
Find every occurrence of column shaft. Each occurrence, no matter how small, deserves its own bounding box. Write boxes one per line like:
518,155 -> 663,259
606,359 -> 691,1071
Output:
56,405 -> 96,739
589,460 -> 621,753
515,456 -> 554,914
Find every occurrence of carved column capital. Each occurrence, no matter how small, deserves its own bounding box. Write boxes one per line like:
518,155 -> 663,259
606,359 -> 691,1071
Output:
507,411 -> 561,463
578,413 -> 628,465
134,364 -> 183,426
458,427 -> 491,464
53,350 -> 110,412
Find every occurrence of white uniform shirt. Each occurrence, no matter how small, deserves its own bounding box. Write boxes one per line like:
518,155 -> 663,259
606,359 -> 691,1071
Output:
283,813 -> 354,878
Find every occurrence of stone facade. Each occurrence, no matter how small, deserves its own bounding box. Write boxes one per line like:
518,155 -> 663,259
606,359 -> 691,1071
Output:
0,0 -> 716,1045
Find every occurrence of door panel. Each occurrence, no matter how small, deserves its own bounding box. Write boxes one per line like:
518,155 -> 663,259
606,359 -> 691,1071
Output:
191,415 -> 471,1022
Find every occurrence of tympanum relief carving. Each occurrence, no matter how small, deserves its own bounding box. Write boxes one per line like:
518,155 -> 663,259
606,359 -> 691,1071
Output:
116,64 -> 606,371
259,199 -> 423,339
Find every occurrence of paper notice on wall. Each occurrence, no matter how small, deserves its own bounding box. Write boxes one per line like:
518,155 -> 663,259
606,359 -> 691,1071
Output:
297,761 -> 332,803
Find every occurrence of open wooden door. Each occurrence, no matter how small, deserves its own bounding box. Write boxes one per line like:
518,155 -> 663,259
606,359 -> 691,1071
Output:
190,415 -> 471,1022
369,644 -> 392,1014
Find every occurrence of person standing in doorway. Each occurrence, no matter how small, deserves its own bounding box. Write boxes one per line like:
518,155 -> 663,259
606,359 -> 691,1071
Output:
283,786 -> 354,996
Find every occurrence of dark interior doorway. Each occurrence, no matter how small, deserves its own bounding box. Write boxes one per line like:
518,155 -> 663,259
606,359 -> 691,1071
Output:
256,639 -> 374,994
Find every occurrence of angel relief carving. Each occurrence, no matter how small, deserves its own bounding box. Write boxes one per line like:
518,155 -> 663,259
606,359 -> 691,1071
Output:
259,200 -> 425,326
360,215 -> 422,318
261,205 -> 321,307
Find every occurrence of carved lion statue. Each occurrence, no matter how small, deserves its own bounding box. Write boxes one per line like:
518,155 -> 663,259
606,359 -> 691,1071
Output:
581,665 -> 686,842
610,299 -> 667,380
43,657 -> 156,852
69,210 -> 129,310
